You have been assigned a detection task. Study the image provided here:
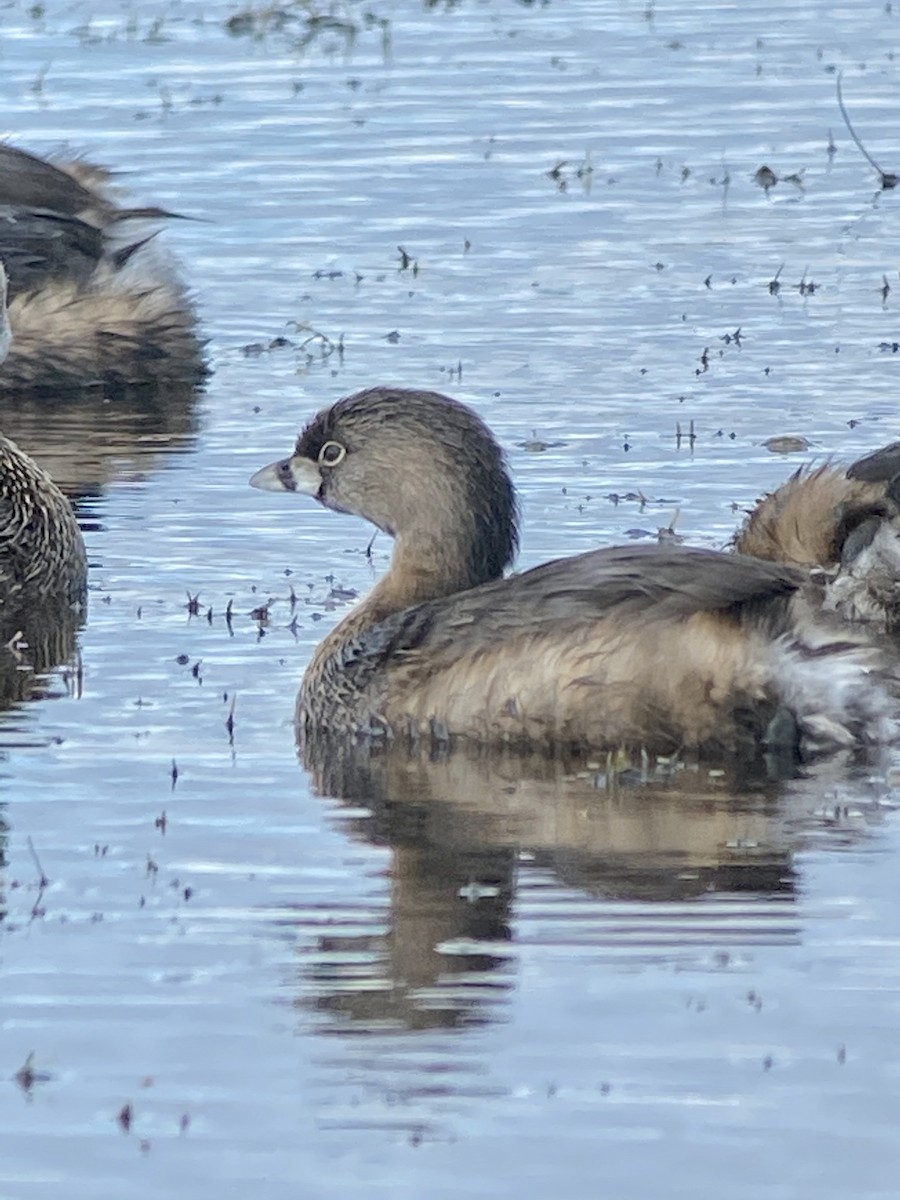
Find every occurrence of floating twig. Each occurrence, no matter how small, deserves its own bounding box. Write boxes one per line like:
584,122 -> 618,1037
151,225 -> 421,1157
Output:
27,836 -> 48,888
836,73 -> 898,188
675,419 -> 696,450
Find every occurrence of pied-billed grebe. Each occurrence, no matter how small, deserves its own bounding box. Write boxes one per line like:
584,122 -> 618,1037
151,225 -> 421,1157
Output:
0,427 -> 86,605
0,143 -> 206,394
251,387 -> 896,758
734,442 -> 900,629
0,262 -> 87,606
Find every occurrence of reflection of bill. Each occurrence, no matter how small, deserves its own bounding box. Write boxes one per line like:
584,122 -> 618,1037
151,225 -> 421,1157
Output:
291,735 -> 888,1037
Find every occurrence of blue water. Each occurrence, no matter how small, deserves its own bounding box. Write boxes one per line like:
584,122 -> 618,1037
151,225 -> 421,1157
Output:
1,1 -> 900,1195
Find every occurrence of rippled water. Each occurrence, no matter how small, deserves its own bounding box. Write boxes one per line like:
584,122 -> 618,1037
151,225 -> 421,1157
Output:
2,1 -> 900,1195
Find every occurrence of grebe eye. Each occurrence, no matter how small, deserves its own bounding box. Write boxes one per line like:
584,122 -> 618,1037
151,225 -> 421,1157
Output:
319,441 -> 346,466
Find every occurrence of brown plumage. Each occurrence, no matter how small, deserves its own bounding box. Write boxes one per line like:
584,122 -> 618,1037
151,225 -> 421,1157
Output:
0,418 -> 85,707
734,442 -> 900,629
0,428 -> 87,607
251,387 -> 897,759
0,143 -> 206,394
0,261 -> 87,608
0,144 -> 183,227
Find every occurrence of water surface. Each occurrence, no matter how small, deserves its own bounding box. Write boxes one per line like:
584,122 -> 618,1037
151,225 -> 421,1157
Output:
1,1 -> 900,1195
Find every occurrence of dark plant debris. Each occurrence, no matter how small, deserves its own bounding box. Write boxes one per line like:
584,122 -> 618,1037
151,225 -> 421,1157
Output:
836,73 -> 899,188
675,420 -> 696,450
14,1052 -> 52,1094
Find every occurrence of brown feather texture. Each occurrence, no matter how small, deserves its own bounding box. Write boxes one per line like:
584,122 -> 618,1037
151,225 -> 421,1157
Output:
251,388 -> 898,760
0,429 -> 86,607
0,143 -> 206,394
733,442 -> 900,629
0,261 -> 87,609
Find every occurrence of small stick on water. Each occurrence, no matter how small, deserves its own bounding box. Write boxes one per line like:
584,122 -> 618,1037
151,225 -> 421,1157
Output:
26,837 -> 49,920
836,73 -> 899,188
675,419 -> 696,450
27,837 -> 48,888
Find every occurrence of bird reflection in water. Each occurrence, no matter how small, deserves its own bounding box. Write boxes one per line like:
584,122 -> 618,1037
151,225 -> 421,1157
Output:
289,734 -> 893,1037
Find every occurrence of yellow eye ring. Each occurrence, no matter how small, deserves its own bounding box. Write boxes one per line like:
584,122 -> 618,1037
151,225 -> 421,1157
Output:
319,441 -> 346,466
